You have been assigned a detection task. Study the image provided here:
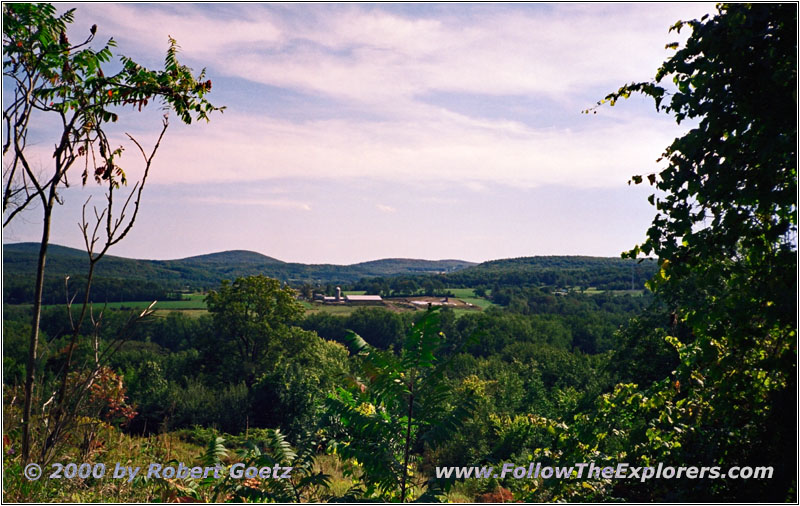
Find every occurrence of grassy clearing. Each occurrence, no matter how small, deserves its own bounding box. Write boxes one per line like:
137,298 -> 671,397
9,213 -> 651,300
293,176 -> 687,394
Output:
447,288 -> 477,298
302,303 -> 359,316
39,294 -> 208,312
444,288 -> 496,310
608,289 -> 646,296
459,297 -> 495,310
105,297 -> 207,310
152,309 -> 209,318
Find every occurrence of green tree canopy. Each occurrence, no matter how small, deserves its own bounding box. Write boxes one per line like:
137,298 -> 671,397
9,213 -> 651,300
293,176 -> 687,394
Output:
3,3 -> 221,221
579,3 -> 797,501
205,276 -> 304,384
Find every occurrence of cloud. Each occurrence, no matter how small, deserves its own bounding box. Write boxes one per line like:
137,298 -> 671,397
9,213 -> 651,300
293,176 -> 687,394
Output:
71,4 -> 282,61
61,3 -> 713,188
463,181 -> 489,193
75,3 -> 714,103
127,106 -> 681,188
188,196 -> 312,211
376,204 -> 396,213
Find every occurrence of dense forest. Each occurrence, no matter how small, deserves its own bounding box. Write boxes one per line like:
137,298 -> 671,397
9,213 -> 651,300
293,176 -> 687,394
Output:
3,3 -> 796,503
4,274 -> 659,501
350,256 -> 658,298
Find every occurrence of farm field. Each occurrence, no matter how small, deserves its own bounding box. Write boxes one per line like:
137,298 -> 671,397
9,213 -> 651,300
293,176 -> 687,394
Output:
301,296 -> 491,317
457,296 -> 495,309
43,293 -> 209,311
442,288 -> 497,309
153,309 -> 209,318
29,287 -> 650,318
31,291 -> 495,319
446,288 -> 480,298
300,301 -> 360,316
28,294 -> 212,318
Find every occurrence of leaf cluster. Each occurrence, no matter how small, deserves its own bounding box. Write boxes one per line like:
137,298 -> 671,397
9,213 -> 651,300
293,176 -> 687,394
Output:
3,3 -> 223,194
569,5 -> 797,501
325,308 -> 476,501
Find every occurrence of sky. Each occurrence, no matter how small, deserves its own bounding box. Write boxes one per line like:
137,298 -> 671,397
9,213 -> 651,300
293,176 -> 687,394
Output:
2,2 -> 716,264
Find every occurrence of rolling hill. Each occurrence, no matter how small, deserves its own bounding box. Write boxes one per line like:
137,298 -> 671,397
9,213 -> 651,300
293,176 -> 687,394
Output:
441,255 -> 659,290
2,242 -> 475,289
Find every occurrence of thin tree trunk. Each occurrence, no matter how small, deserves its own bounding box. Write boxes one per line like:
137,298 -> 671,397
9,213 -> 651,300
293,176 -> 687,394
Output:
21,193 -> 55,464
55,260 -> 97,404
43,260 -> 98,461
400,387 -> 414,503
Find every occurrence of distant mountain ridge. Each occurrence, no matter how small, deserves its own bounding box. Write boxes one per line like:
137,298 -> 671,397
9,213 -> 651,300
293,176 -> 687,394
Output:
171,250 -> 285,265
3,242 -> 475,287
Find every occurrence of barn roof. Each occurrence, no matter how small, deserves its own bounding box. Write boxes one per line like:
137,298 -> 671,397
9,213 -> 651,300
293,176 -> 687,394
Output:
345,295 -> 383,301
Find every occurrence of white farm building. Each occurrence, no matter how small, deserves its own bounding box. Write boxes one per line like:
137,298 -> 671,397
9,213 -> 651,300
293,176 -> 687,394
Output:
344,295 -> 383,305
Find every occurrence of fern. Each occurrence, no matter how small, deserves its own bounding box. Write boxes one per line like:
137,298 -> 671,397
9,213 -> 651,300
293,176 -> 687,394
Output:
200,435 -> 227,468
200,428 -> 331,502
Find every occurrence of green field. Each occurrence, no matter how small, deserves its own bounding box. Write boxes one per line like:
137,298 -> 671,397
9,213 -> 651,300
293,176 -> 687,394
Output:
459,297 -> 495,309
447,288 -> 477,298
153,309 -> 209,318
40,293 -> 209,312
51,293 -> 210,317
101,296 -> 207,310
301,301 -> 360,316
442,288 -> 496,310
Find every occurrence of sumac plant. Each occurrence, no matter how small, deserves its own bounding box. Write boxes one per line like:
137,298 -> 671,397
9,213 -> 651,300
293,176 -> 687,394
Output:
325,308 -> 475,502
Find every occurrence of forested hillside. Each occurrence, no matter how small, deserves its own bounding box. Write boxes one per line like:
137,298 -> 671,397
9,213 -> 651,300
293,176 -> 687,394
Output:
4,243 -> 654,305
352,256 -> 658,296
3,242 -> 474,303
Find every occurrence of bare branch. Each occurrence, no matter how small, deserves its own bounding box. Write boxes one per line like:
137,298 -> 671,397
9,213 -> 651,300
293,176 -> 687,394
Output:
97,117 -> 169,258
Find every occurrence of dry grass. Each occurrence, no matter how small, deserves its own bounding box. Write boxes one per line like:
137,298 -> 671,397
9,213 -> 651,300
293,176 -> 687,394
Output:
3,421 -> 207,503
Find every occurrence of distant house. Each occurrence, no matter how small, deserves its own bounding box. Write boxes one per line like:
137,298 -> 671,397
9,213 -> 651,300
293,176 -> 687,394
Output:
345,295 -> 383,305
